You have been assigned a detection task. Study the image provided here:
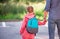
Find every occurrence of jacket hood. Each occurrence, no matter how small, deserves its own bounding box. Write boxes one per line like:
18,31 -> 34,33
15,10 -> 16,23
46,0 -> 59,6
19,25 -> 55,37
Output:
25,12 -> 35,19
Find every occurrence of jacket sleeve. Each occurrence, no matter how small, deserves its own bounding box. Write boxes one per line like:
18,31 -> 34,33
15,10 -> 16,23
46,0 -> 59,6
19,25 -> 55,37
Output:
44,0 -> 51,12
20,17 -> 28,34
38,20 -> 47,25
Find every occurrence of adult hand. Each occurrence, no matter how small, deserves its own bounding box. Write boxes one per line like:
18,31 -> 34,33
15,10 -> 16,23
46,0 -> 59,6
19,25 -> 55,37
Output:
44,11 -> 48,19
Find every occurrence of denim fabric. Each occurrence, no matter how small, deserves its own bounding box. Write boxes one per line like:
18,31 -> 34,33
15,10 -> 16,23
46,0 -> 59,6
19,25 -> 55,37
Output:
48,18 -> 60,39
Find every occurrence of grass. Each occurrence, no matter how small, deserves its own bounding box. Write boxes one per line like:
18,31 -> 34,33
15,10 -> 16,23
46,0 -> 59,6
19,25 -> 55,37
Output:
0,3 -> 45,21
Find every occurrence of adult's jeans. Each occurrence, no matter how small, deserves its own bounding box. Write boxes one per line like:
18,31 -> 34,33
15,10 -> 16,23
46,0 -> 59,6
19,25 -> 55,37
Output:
48,18 -> 60,39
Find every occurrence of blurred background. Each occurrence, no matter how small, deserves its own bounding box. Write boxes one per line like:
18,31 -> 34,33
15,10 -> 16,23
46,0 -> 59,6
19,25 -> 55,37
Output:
0,0 -> 46,21
0,0 -> 59,39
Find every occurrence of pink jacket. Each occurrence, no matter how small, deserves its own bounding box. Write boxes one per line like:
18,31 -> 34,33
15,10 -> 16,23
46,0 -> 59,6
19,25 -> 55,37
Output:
20,13 -> 46,38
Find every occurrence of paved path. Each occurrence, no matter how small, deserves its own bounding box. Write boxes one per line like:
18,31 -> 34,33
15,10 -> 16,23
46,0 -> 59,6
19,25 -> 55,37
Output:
0,21 -> 59,39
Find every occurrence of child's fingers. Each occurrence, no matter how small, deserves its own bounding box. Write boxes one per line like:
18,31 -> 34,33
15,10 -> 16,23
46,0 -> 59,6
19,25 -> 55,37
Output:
20,32 -> 23,35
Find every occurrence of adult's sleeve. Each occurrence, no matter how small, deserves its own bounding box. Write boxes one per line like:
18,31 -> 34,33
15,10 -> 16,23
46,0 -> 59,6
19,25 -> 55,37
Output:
44,0 -> 51,12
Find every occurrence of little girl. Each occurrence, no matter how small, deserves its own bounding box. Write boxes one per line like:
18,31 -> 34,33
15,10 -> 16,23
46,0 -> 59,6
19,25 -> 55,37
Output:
20,6 -> 47,39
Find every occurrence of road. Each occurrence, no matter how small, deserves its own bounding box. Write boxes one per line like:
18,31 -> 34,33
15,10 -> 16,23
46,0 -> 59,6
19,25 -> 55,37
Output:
0,21 -> 59,39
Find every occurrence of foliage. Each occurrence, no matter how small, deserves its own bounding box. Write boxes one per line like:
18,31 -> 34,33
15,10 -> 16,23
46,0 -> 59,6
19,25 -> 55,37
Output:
0,0 -> 45,21
0,0 -> 10,3
0,3 -> 26,15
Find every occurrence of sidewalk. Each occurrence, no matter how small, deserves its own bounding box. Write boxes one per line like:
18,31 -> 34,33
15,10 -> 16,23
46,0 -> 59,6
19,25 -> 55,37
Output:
0,21 -> 59,39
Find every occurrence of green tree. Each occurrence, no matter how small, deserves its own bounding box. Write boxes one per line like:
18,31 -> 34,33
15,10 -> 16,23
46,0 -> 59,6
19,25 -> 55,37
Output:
0,0 -> 9,3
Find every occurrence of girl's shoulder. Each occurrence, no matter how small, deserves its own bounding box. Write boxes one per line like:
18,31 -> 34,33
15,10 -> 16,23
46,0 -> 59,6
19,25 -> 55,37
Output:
24,12 -> 35,19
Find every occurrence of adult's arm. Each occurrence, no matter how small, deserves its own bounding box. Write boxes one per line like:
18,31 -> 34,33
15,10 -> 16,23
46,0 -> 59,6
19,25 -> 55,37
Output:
44,0 -> 51,19
44,0 -> 51,11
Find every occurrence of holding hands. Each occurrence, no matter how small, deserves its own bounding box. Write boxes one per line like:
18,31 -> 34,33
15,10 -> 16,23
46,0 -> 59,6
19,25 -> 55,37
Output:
43,11 -> 48,24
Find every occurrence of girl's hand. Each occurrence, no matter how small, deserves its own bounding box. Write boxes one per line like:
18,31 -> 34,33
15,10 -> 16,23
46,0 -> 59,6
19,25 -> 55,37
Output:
20,30 -> 22,35
43,18 -> 47,25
